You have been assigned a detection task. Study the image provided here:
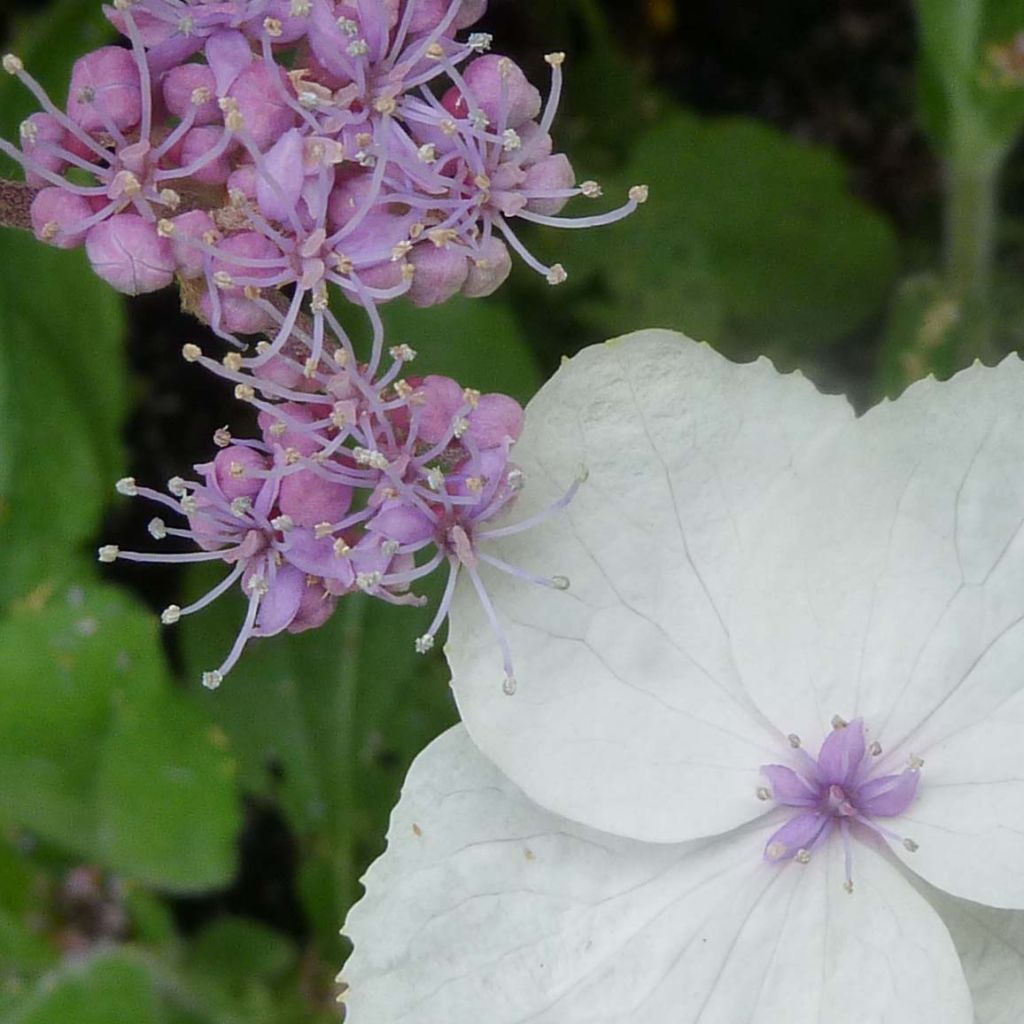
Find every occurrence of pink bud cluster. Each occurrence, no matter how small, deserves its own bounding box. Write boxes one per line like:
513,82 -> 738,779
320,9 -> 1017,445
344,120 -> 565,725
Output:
101,318 -> 582,690
2,1 -> 643,687
3,0 -> 646,331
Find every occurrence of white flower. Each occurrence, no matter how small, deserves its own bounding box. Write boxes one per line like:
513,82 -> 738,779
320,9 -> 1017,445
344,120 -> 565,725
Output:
342,331 -> 1024,1022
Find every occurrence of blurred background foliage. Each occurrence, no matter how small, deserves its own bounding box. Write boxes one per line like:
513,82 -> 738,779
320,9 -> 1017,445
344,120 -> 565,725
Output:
2,0 -> 1024,1020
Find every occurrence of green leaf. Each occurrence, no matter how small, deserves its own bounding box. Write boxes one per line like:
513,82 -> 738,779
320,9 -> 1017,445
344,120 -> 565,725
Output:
184,918 -> 297,991
363,294 -> 542,403
179,575 -> 458,959
555,111 -> 900,364
0,838 -> 55,982
94,689 -> 241,892
0,230 -> 127,606
0,953 -> 161,1024
0,582 -> 241,891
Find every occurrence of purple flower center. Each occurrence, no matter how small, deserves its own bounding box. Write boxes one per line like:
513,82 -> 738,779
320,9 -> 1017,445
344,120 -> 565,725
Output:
760,718 -> 921,890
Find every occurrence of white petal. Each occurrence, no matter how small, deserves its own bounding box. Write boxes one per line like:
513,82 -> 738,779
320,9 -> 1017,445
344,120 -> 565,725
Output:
731,358 -> 1024,906
342,726 -> 972,1024
928,887 -> 1024,1024
892,696 -> 1024,907
447,330 -> 853,841
735,356 -> 1024,746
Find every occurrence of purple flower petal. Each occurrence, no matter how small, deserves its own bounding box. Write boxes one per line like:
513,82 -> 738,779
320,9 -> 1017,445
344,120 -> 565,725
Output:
816,718 -> 866,786
763,812 -> 830,862
760,765 -> 819,808
255,564 -> 306,637
855,769 -> 921,818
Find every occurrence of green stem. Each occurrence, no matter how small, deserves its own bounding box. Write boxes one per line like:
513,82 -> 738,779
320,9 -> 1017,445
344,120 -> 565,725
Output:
944,149 -> 1001,303
329,595 -> 364,931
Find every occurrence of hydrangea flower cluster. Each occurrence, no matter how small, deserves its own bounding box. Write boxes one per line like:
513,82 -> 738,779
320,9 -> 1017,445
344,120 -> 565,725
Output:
99,318 -> 582,687
1,0 -> 642,686
2,0 -> 644,341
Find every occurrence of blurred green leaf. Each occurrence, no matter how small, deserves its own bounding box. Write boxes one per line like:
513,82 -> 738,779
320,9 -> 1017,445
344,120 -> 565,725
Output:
185,918 -> 297,991
0,839 -> 54,983
376,295 -> 542,403
0,0 -> 114,168
0,953 -> 161,1024
556,111 -> 899,362
180,576 -> 457,958
0,582 -> 241,891
0,231 -> 126,606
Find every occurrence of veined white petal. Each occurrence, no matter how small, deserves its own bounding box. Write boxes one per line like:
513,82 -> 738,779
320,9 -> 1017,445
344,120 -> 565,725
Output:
733,357 -> 1024,906
447,330 -> 853,842
928,886 -> 1024,1024
735,356 -> 1024,747
342,727 -> 972,1024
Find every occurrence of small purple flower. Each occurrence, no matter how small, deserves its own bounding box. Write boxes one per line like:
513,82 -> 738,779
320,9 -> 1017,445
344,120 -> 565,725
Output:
760,718 -> 921,889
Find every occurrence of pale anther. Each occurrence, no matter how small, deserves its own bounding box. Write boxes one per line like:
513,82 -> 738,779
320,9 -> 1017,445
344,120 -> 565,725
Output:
202,670 -> 223,691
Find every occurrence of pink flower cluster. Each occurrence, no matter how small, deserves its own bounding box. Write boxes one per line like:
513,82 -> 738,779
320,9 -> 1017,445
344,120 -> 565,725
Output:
4,0 -> 640,687
101,314 -> 583,689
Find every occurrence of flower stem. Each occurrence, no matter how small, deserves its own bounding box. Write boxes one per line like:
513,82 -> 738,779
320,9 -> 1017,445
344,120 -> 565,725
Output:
944,150 -> 1001,304
0,178 -> 34,231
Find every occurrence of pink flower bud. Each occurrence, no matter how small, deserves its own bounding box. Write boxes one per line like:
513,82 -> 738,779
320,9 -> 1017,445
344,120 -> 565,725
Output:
454,0 -> 488,29
30,187 -> 93,249
67,46 -> 143,133
226,163 -> 259,201
246,1 -> 312,45
442,54 -> 542,129
524,153 -> 576,215
368,502 -> 435,545
407,243 -> 469,307
517,121 -> 554,161
462,237 -> 512,298
210,231 -> 283,293
413,375 -> 465,443
179,126 -> 234,184
212,446 -> 268,501
162,64 -> 219,125
327,171 -> 378,231
278,469 -> 353,528
169,210 -> 216,279
258,403 -> 324,455
86,215 -> 175,295
20,113 -> 67,187
199,291 -> 273,335
253,353 -> 307,392
287,580 -> 337,634
227,63 -> 297,149
468,393 -> 525,448
400,0 -> 487,33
